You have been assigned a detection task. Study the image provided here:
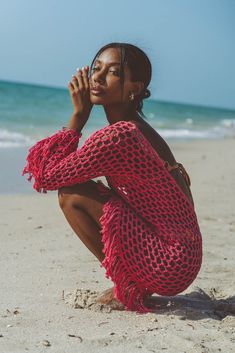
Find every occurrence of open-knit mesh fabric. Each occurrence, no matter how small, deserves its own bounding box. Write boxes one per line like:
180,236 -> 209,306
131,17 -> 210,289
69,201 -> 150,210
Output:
22,120 -> 202,313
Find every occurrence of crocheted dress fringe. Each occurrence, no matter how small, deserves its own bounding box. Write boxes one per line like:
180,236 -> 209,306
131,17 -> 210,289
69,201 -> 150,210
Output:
22,127 -> 80,193
97,181 -> 154,314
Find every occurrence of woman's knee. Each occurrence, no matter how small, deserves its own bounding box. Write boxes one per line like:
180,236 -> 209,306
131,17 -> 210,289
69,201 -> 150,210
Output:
58,189 -> 74,210
57,181 -> 97,210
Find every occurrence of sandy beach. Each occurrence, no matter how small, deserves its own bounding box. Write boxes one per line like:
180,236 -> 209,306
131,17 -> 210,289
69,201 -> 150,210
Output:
0,137 -> 235,353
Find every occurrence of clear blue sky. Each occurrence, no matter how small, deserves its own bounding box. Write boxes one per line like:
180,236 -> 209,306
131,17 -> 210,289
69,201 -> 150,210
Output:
1,0 -> 234,109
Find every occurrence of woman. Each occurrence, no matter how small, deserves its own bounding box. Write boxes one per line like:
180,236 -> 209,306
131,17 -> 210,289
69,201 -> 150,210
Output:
22,42 -> 202,313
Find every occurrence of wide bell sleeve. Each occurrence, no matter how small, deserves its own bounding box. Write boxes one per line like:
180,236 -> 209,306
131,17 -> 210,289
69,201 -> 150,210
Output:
22,122 -> 135,193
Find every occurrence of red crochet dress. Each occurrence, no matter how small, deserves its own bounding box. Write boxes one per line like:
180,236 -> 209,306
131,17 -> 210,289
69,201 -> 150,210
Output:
22,120 -> 202,313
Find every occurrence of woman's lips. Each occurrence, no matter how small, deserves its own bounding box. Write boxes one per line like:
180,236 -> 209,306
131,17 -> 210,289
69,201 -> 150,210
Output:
90,87 -> 105,96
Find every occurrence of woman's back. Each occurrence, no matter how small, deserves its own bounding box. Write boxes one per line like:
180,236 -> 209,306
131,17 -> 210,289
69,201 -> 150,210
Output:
130,119 -> 194,207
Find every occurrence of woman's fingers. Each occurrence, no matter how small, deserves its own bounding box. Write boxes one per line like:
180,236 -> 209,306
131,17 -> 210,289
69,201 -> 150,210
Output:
74,69 -> 83,91
68,65 -> 90,98
82,66 -> 90,91
71,66 -> 90,91
68,81 -> 76,96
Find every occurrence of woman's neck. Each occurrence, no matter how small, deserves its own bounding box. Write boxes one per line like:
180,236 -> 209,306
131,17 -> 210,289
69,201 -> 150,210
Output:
103,104 -> 143,125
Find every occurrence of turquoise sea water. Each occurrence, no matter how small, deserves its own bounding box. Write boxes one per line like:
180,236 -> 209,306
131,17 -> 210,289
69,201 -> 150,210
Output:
1,79 -> 235,148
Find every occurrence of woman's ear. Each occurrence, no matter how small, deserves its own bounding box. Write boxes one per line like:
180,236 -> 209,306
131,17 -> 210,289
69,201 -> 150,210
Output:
133,81 -> 145,95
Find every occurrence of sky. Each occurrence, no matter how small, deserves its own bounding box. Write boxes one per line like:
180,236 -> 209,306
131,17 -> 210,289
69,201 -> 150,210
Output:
0,0 -> 235,109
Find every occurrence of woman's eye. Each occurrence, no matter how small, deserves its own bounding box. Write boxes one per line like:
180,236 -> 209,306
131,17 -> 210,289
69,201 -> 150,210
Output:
110,70 -> 120,76
91,67 -> 119,76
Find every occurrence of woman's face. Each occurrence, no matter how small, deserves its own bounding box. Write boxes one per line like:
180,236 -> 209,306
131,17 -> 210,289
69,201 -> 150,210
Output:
89,47 -> 142,106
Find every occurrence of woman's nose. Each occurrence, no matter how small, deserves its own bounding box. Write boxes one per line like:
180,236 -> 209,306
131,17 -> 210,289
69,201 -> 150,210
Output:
92,71 -> 106,84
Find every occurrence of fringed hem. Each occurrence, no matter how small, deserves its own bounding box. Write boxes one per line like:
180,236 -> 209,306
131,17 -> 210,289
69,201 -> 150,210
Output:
97,182 -> 154,314
22,128 -> 81,193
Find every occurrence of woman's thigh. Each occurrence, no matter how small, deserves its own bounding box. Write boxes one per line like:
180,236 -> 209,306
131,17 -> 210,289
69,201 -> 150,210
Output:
58,180 -> 114,227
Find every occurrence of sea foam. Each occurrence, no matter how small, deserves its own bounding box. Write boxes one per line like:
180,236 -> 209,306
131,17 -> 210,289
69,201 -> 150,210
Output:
0,129 -> 35,148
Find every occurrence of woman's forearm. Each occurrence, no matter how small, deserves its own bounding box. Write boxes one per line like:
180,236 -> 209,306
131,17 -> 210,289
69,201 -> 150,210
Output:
67,112 -> 89,133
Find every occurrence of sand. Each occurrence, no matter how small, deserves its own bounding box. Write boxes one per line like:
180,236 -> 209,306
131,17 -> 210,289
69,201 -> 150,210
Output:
0,137 -> 235,352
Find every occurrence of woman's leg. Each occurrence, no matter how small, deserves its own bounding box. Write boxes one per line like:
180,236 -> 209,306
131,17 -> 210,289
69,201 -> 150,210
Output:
58,180 -> 109,263
58,180 -> 124,309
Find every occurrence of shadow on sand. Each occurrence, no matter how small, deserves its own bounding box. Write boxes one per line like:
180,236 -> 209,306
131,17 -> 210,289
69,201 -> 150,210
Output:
64,287 -> 235,319
144,287 -> 235,320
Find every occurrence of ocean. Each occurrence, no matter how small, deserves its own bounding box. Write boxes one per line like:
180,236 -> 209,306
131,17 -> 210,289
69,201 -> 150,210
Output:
1,80 -> 235,148
0,79 -> 234,194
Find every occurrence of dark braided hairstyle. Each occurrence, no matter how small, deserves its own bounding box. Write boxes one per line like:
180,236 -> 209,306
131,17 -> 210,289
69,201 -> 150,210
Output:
89,42 -> 152,119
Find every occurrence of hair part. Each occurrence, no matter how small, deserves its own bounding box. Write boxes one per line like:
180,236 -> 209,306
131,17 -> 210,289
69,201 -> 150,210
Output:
89,42 -> 152,119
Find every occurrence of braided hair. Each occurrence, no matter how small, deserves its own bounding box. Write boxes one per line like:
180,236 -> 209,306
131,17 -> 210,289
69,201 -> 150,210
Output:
89,42 -> 152,119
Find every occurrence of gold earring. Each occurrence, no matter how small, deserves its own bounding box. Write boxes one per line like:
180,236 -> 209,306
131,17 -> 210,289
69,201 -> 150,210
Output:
129,92 -> 135,101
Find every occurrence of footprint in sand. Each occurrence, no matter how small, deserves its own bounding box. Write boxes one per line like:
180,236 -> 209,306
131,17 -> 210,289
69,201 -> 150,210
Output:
63,288 -> 125,313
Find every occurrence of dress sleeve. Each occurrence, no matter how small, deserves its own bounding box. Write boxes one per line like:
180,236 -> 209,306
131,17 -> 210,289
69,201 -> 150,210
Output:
22,122 -> 136,193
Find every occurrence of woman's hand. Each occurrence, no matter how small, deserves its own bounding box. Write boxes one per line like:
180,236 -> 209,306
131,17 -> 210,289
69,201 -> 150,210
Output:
68,66 -> 93,123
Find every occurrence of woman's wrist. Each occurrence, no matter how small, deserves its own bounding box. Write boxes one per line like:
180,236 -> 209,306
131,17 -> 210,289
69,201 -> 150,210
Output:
67,111 -> 89,132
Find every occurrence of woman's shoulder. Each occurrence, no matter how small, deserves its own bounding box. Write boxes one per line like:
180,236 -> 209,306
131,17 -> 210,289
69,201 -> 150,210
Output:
129,120 -> 177,165
108,120 -> 137,131
83,120 -> 137,146
91,120 -> 137,139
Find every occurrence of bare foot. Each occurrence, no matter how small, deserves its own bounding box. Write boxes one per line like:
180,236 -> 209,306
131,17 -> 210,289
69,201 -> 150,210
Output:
95,287 -> 125,311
